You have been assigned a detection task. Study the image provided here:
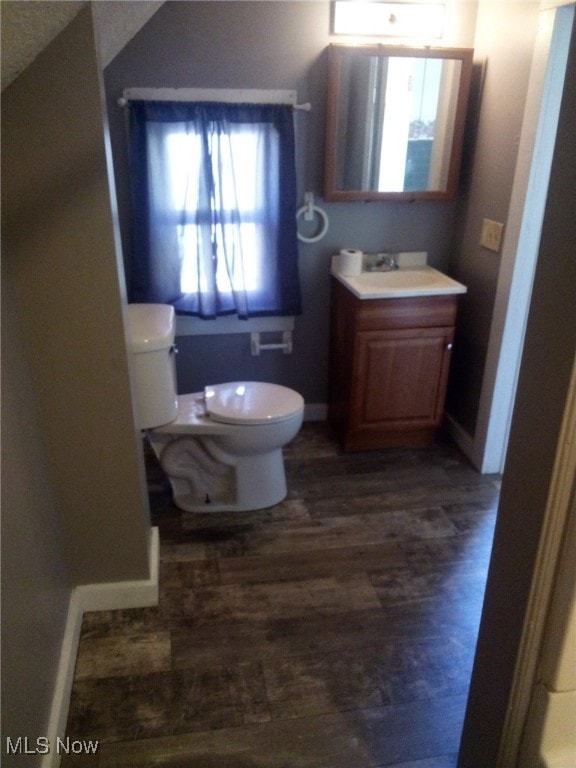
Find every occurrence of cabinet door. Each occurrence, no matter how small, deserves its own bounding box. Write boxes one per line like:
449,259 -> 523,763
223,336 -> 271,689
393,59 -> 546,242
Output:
351,327 -> 454,431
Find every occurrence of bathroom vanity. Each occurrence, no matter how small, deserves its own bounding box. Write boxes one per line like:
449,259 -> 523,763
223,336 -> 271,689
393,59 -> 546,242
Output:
328,264 -> 466,451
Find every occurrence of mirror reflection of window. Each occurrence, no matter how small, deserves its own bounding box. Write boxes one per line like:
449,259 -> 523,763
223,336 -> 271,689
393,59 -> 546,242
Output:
404,58 -> 442,191
429,59 -> 462,191
350,57 -> 455,193
379,57 -> 415,191
325,45 -> 473,201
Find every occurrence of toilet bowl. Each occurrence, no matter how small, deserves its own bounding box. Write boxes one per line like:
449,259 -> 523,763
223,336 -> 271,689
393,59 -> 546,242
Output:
126,304 -> 304,512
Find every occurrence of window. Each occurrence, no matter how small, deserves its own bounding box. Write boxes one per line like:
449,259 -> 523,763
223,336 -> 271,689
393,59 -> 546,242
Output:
128,101 -> 302,319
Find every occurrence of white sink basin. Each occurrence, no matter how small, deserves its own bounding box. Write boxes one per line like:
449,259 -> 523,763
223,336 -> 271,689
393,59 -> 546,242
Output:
356,270 -> 437,288
333,266 -> 467,299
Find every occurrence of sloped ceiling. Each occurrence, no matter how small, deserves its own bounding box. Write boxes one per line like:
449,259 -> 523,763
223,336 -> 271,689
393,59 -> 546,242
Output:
1,1 -> 164,91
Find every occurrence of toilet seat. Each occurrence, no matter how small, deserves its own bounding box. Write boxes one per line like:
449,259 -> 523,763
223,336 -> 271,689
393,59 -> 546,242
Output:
148,382 -> 304,512
204,381 -> 304,426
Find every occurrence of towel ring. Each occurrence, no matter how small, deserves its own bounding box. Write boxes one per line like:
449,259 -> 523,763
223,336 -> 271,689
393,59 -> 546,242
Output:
296,196 -> 329,243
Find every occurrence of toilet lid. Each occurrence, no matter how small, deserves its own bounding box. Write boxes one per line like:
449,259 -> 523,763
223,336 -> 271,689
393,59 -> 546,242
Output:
204,382 -> 304,425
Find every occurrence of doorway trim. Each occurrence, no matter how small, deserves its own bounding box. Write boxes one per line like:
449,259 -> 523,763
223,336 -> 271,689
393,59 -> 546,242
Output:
498,356 -> 576,765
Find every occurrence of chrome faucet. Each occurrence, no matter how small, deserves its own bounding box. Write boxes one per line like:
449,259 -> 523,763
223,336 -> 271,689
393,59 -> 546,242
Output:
369,253 -> 399,271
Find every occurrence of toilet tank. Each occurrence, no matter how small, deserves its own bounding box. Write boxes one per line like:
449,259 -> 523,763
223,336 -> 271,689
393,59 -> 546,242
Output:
126,303 -> 178,429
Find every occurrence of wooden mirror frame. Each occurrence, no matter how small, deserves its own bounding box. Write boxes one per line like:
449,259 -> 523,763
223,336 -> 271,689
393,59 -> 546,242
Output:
324,44 -> 474,202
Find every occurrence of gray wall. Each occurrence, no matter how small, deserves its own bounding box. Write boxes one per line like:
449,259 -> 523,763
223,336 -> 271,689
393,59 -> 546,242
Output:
1,6 -> 152,587
446,1 -> 539,434
104,0 -> 477,405
458,12 -> 576,764
1,7 -> 155,754
1,264 -> 71,765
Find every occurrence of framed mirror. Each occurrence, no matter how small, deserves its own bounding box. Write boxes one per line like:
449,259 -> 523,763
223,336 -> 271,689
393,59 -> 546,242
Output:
324,44 -> 473,201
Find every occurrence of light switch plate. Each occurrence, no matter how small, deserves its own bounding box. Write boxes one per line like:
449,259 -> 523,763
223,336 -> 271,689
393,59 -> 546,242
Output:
481,219 -> 504,252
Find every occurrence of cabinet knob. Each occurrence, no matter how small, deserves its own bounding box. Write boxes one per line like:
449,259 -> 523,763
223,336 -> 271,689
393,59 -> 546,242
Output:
446,343 -> 453,350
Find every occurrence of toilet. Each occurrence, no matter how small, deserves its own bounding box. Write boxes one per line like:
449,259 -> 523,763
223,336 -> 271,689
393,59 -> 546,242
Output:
126,303 -> 304,512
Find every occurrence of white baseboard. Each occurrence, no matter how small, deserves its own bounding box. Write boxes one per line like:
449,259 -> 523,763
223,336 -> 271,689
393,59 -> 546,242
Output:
443,411 -> 483,471
40,591 -> 85,768
304,403 -> 328,421
76,527 -> 160,613
41,527 -> 160,768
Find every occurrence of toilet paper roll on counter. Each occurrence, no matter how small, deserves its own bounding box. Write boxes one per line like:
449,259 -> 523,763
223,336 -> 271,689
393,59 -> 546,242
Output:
333,249 -> 364,276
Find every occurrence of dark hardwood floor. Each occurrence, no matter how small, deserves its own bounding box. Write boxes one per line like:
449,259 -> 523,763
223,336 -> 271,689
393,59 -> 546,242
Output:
63,422 -> 500,767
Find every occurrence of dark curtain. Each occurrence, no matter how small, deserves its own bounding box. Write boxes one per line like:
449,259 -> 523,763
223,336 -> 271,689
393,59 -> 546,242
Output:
128,100 -> 301,318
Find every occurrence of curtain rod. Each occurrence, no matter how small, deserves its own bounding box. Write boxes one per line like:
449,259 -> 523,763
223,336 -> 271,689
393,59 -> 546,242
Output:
116,96 -> 311,111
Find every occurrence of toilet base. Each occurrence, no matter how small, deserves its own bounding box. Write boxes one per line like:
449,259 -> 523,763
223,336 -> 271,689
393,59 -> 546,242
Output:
148,433 -> 288,512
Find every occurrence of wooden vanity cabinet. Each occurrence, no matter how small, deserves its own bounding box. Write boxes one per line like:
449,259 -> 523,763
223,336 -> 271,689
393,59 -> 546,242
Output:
328,277 -> 459,451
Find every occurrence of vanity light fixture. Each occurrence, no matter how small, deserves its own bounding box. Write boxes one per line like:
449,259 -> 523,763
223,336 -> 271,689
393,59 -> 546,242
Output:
332,1 -> 445,39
